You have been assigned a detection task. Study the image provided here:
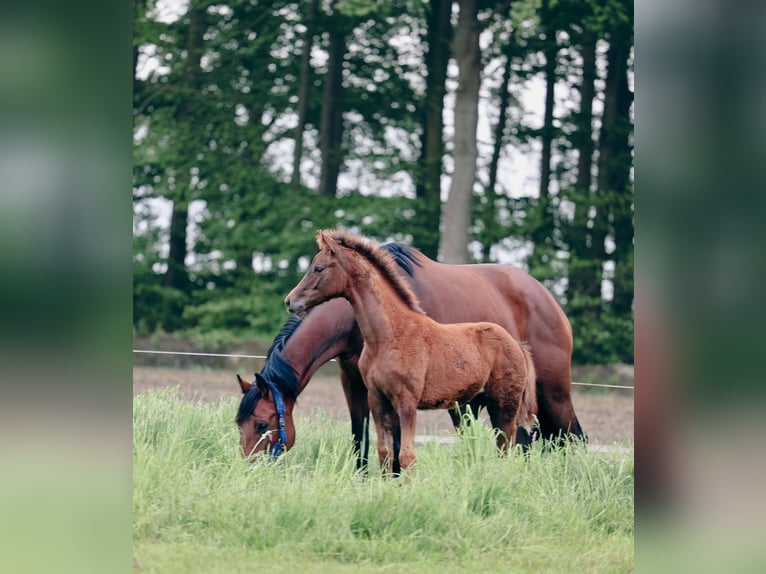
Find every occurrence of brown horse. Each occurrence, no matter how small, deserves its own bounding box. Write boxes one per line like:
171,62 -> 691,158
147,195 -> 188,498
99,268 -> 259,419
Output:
235,372 -> 293,459
236,238 -> 584,466
284,229 -> 538,473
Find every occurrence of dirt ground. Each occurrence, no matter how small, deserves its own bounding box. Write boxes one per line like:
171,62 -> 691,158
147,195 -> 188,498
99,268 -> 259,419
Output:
133,363 -> 633,446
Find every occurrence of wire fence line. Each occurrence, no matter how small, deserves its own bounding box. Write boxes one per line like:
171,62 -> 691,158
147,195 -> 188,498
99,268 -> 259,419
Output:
133,349 -> 634,391
134,349 -> 268,360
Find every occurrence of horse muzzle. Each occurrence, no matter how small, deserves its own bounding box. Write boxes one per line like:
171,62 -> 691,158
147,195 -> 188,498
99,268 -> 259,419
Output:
285,297 -> 305,317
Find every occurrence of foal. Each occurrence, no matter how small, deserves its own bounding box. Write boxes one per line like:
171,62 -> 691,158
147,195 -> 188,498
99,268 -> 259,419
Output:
285,230 -> 537,474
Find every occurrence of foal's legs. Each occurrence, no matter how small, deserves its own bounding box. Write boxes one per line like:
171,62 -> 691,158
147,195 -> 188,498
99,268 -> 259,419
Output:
367,389 -> 399,476
485,375 -> 522,454
391,396 -> 419,472
486,404 -> 518,453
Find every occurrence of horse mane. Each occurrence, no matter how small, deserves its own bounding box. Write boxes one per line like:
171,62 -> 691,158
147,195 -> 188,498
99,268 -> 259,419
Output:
266,316 -> 302,358
381,242 -> 422,277
323,229 -> 424,314
235,317 -> 302,424
260,319 -> 301,402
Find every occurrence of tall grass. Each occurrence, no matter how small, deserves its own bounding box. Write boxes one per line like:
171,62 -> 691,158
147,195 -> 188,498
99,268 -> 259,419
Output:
134,389 -> 633,573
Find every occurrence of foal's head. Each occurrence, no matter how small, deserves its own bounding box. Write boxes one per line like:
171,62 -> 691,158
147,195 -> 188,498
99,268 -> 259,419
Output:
285,229 -> 423,317
235,374 -> 296,460
284,230 -> 355,317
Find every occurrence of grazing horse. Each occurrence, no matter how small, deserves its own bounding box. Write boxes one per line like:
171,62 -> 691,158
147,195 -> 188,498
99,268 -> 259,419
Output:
284,229 -> 538,473
236,237 -> 585,465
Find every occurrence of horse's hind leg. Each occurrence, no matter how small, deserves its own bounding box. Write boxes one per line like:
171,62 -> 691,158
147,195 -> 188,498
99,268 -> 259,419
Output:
485,391 -> 519,454
487,405 -> 517,453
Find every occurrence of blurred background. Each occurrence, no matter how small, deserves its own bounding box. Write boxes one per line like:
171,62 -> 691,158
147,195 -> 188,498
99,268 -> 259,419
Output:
131,0 -> 634,369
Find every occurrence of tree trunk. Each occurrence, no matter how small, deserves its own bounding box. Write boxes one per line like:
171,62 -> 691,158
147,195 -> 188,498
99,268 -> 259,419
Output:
163,3 -> 206,292
133,0 -> 145,81
164,203 -> 190,290
487,35 -> 514,198
291,0 -> 318,192
528,0 -> 557,275
606,29 -> 634,317
592,24 -> 633,311
413,0 -> 451,258
538,3 -> 556,202
318,9 -> 346,198
566,27 -> 597,304
476,31 -> 516,263
133,0 -> 146,113
574,29 -> 597,195
440,0 -> 481,264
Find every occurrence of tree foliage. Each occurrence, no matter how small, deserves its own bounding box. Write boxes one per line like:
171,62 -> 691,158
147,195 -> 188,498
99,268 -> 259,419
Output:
133,0 -> 634,364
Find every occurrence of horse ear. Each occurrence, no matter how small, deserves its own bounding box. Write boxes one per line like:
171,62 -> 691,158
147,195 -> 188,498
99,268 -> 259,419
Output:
317,229 -> 340,255
237,374 -> 253,394
254,373 -> 270,397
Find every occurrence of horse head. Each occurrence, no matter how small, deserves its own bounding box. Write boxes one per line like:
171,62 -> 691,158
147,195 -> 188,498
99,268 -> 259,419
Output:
235,373 -> 296,460
285,230 -> 351,317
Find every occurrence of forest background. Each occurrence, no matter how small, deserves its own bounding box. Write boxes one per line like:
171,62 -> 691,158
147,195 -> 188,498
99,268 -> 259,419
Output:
132,0 -> 634,366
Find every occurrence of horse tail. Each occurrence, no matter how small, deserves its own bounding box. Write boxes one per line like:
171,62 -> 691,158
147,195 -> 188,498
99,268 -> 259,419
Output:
516,342 -> 538,433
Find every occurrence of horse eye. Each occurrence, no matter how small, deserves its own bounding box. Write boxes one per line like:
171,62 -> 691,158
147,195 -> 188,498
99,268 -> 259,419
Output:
314,266 -> 324,273
256,422 -> 269,433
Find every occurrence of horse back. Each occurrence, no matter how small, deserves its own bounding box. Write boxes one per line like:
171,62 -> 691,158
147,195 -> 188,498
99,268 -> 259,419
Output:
408,258 -> 571,359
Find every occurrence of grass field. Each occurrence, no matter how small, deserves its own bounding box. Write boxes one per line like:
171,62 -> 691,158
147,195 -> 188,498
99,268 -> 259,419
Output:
133,389 -> 634,573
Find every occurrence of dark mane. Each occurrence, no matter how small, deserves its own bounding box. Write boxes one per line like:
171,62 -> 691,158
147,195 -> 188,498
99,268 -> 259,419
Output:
381,242 -> 422,277
266,316 -> 302,358
327,230 -> 424,314
235,317 -> 302,424
259,317 -> 302,401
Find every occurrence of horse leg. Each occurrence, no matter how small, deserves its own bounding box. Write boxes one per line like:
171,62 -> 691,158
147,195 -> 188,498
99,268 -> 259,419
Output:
447,406 -> 462,428
536,357 -> 587,446
339,367 -> 370,470
487,403 -> 518,454
484,379 -> 520,454
392,423 -> 401,476
367,389 -> 398,477
514,426 -> 536,451
448,394 -> 486,429
393,398 -> 419,473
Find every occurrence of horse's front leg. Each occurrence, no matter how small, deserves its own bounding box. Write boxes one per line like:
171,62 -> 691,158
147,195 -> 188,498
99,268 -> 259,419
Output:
533,345 -> 587,445
447,394 -> 486,428
339,367 -> 369,471
367,388 -> 399,477
394,397 -> 419,473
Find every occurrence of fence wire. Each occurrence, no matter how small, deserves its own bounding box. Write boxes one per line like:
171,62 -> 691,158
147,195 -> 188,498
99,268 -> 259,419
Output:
133,349 -> 634,391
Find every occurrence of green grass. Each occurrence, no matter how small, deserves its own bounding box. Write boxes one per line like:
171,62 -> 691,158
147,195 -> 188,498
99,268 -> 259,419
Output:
134,389 -> 633,573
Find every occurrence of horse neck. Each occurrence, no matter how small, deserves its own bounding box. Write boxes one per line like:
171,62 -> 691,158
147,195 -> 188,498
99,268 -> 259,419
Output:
280,301 -> 358,393
342,256 -> 415,349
